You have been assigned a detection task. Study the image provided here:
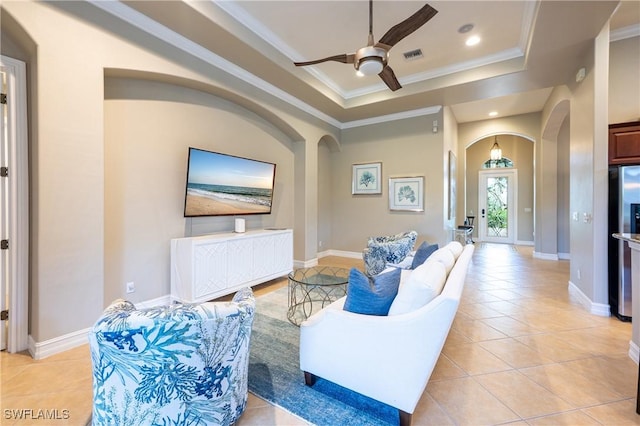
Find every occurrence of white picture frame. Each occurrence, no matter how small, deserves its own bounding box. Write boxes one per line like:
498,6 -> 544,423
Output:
352,162 -> 382,194
389,176 -> 424,211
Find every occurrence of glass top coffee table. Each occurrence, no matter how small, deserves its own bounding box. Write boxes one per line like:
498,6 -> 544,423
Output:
287,266 -> 350,326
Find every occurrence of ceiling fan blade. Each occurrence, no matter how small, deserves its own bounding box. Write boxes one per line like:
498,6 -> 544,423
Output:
379,65 -> 402,91
377,3 -> 438,48
294,54 -> 355,67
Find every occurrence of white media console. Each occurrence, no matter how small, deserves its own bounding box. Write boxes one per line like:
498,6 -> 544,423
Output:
171,228 -> 293,303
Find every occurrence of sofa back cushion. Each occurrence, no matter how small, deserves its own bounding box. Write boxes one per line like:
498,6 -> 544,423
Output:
343,267 -> 402,316
444,241 -> 464,259
388,260 -> 447,315
429,247 -> 456,275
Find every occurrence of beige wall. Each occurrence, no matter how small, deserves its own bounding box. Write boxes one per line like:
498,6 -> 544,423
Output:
104,78 -> 296,304
2,0 -> 636,346
2,0 -> 340,342
331,113 -> 449,252
609,36 -> 640,124
557,116 -> 571,256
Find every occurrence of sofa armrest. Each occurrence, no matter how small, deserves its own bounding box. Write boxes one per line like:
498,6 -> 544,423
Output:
300,293 -> 458,413
299,244 -> 474,414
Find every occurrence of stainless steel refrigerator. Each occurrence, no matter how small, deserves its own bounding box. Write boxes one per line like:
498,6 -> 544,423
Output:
608,165 -> 640,321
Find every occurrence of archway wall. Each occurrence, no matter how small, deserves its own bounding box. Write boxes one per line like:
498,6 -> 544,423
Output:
539,90 -> 571,257
2,1 -> 341,345
458,113 -> 541,245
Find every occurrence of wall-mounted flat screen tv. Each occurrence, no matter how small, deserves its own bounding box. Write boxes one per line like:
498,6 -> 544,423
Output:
183,147 -> 276,217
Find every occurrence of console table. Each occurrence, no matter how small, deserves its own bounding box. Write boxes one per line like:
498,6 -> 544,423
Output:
171,228 -> 293,303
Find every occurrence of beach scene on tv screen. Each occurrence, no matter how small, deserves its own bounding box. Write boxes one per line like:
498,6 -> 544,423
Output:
185,149 -> 275,217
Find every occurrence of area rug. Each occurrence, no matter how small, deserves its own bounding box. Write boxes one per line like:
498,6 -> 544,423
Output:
248,287 -> 398,426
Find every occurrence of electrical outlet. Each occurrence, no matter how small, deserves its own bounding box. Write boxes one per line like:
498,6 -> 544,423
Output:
319,241 -> 323,248
577,269 -> 581,280
126,281 -> 135,294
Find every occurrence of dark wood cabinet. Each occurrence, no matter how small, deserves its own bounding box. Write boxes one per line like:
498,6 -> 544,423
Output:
609,121 -> 640,166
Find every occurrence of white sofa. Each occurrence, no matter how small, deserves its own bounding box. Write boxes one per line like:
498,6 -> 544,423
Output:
299,242 -> 474,426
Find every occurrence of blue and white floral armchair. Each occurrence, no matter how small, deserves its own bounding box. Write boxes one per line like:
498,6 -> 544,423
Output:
88,287 -> 255,426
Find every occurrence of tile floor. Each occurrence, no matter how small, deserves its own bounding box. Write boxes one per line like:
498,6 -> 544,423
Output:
1,243 -> 639,425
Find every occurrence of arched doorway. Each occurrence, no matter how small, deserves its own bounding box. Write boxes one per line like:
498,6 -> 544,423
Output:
465,133 -> 534,245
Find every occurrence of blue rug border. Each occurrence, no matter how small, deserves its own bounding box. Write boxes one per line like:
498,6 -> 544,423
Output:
248,311 -> 398,426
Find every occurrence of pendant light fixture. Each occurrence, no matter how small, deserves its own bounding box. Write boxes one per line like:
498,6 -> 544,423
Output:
490,136 -> 502,161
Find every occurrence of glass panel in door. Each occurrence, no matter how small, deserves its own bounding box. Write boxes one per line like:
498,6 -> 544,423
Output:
479,170 -> 516,244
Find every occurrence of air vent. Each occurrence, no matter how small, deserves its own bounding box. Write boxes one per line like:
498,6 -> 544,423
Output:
403,48 -> 424,61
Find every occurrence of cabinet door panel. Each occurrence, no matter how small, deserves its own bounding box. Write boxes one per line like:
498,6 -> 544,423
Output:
193,241 -> 227,298
227,239 -> 253,286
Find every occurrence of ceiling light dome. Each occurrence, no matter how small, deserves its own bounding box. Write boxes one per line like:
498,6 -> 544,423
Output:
358,58 -> 384,75
354,45 -> 388,76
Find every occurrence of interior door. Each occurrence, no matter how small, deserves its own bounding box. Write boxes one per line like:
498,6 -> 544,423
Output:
0,68 -> 8,350
478,170 -> 517,244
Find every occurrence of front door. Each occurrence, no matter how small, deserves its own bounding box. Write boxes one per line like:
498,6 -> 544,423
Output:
478,170 -> 517,244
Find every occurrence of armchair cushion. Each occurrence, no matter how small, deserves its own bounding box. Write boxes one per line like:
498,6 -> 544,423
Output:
343,267 -> 401,316
89,287 -> 255,426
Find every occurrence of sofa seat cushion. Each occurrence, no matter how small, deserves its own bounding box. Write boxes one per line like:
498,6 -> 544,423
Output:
343,267 -> 402,316
411,241 -> 439,269
388,260 -> 447,315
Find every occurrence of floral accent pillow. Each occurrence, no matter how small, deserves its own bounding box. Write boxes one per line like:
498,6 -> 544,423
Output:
364,231 -> 418,274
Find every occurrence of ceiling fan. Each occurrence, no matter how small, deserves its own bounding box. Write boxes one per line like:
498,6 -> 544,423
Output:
293,1 -> 438,91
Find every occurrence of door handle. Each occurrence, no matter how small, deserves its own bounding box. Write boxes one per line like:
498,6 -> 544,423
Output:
482,208 -> 485,218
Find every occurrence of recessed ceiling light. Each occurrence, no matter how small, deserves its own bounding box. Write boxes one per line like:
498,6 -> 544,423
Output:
458,23 -> 474,34
466,35 -> 481,46
489,111 -> 498,117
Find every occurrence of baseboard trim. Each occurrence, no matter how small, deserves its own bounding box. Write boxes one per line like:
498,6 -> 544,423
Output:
28,294 -> 174,359
28,328 -> 91,360
629,340 -> 639,364
135,295 -> 173,309
321,249 -> 362,259
567,280 -> 610,317
516,240 -> 534,246
558,252 -> 570,260
533,251 -> 559,261
294,258 -> 318,268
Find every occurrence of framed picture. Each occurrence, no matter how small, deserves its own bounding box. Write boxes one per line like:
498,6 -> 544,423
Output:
352,162 -> 382,194
389,176 -> 424,211
448,151 -> 457,220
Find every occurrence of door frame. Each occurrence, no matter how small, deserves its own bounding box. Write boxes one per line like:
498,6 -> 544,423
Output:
1,55 -> 29,353
478,169 -> 518,244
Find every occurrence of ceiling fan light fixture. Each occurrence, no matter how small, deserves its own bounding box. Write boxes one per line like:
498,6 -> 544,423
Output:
354,45 -> 388,75
358,58 -> 384,75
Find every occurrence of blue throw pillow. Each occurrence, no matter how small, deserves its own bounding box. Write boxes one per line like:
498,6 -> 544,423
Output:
343,267 -> 402,316
411,242 -> 439,269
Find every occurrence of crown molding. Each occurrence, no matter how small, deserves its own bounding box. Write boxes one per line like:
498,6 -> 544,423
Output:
88,1 -> 447,131
610,24 -> 640,42
342,106 -> 442,129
